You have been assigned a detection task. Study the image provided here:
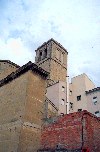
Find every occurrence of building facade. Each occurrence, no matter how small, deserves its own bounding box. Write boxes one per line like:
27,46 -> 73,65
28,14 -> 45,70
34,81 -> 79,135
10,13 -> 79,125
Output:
0,62 -> 49,152
35,38 -> 68,115
0,39 -> 68,152
0,60 -> 20,80
86,87 -> 100,117
46,81 -> 67,115
0,39 -> 99,152
69,73 -> 100,117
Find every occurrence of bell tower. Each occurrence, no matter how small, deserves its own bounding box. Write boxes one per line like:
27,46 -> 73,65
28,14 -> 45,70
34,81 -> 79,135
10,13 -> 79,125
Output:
35,38 -> 68,85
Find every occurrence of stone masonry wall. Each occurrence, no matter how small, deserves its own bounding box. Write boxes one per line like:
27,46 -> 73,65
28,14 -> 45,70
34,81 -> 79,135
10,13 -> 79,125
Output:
37,59 -> 51,74
0,120 -> 22,152
0,62 -> 18,80
0,72 -> 28,124
35,40 -> 67,85
0,72 -> 29,152
0,70 -> 48,152
18,71 -> 47,152
50,59 -> 67,83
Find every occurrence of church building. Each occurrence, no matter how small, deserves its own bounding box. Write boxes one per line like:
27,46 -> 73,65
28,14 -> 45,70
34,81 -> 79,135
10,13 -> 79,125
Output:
0,39 -> 68,152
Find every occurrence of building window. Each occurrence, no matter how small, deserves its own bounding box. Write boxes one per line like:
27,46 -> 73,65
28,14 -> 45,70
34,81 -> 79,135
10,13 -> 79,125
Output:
77,95 -> 81,101
95,111 -> 100,117
70,102 -> 73,110
61,99 -> 65,105
39,52 -> 42,61
69,90 -> 72,95
44,48 -> 47,58
62,86 -> 65,92
93,96 -> 97,105
78,109 -> 82,112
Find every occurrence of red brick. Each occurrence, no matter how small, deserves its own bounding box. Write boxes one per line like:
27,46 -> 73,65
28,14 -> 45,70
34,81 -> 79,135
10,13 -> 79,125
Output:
41,110 -> 100,151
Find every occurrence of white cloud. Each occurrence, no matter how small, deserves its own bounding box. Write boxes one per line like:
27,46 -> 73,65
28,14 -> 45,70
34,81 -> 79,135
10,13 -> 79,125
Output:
0,0 -> 100,86
0,38 -> 33,65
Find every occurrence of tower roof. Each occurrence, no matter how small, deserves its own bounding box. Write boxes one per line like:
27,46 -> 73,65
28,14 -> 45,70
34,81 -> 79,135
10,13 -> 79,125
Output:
35,38 -> 68,54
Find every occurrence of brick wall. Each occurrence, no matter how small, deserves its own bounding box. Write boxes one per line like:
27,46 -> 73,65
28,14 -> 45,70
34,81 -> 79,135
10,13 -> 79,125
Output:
40,111 -> 100,152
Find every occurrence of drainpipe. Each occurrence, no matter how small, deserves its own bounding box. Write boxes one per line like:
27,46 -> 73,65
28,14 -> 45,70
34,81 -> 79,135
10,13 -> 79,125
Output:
66,76 -> 69,114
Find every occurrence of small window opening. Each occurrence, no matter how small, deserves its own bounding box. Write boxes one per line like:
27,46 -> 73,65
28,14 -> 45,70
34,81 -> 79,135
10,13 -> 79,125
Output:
93,96 -> 97,105
61,99 -> 65,105
69,90 -> 72,95
44,48 -> 47,58
78,109 -> 82,112
62,86 -> 65,92
70,102 -> 73,109
39,52 -> 42,61
77,95 -> 81,101
95,111 -> 99,117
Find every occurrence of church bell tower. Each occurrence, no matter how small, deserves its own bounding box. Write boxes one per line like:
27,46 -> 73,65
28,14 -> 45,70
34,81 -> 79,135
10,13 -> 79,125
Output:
35,38 -> 68,85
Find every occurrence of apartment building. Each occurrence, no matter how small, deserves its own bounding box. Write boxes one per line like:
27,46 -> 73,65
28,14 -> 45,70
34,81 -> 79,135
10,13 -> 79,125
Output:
86,87 -> 100,117
69,73 -> 100,116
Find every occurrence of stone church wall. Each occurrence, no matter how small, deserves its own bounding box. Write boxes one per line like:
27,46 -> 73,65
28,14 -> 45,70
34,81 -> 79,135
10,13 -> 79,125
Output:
35,39 -> 68,85
50,59 -> 67,82
18,71 -> 47,152
0,70 -> 47,152
0,61 -> 19,80
0,72 -> 29,152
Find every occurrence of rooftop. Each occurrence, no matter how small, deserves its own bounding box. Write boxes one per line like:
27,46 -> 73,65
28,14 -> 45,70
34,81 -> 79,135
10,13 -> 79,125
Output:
0,60 -> 20,68
0,61 -> 49,87
35,38 -> 68,53
85,87 -> 100,94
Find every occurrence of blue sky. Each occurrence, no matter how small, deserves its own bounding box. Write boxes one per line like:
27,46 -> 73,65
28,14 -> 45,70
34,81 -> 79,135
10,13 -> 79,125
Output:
0,0 -> 100,86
